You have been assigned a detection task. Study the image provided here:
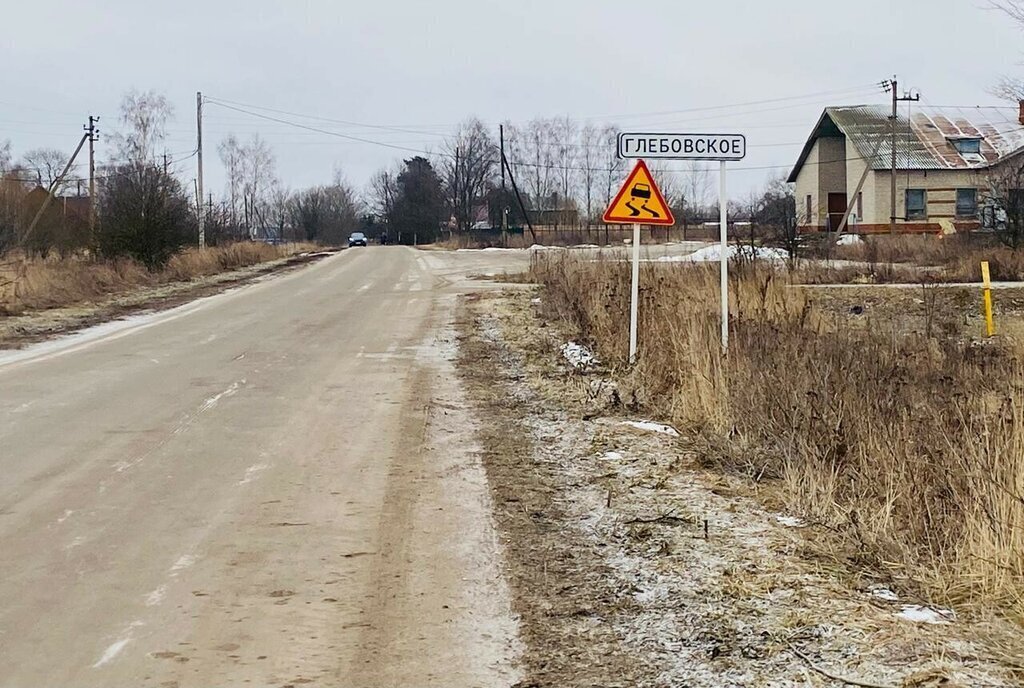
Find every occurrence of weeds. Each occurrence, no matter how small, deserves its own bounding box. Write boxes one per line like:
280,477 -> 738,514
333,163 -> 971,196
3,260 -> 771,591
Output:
0,242 -> 316,315
530,251 -> 1024,621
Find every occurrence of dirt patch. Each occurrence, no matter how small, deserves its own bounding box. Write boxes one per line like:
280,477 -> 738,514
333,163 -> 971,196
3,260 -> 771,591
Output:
457,289 -> 1024,687
0,251 -> 334,349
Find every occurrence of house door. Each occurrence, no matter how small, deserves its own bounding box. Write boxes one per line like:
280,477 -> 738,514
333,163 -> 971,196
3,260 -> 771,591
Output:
827,193 -> 848,232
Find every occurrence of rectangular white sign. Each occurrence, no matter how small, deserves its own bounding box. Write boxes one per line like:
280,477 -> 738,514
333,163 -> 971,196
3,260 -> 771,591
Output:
618,132 -> 746,161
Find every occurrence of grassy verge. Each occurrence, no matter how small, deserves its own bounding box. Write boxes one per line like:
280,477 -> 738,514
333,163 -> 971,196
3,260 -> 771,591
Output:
804,233 -> 1024,282
0,242 -> 319,315
530,251 -> 1024,623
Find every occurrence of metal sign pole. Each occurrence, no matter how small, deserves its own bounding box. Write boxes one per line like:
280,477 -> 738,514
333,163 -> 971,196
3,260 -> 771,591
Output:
629,222 -> 641,364
720,160 -> 729,353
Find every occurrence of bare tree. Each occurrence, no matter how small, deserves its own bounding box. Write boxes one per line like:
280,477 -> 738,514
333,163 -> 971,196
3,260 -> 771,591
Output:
0,140 -> 11,175
987,158 -> 1024,248
239,134 -> 276,236
991,2 -> 1024,100
440,118 -> 496,231
368,166 -> 399,228
112,89 -> 173,166
578,124 -> 600,225
218,135 -> 244,234
522,118 -> 556,212
599,125 -> 625,210
21,148 -> 73,193
679,161 -> 713,236
552,116 -> 578,226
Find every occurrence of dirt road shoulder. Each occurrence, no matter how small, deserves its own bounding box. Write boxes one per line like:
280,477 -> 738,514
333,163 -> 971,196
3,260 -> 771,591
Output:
0,250 -> 335,349
457,288 -> 1024,687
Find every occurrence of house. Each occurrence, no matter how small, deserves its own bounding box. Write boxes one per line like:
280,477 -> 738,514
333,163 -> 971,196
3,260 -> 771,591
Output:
788,103 -> 1024,233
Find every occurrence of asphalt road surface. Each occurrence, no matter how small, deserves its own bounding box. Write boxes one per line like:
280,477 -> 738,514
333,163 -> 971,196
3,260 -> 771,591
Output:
0,247 -> 529,688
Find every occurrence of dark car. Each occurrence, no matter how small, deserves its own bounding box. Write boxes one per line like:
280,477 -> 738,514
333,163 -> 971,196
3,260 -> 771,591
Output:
348,232 -> 368,247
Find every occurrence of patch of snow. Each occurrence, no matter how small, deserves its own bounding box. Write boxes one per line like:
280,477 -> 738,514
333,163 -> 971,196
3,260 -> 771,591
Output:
836,234 -> 862,246
897,604 -> 955,624
601,451 -> 624,461
92,638 -> 131,668
561,341 -> 597,369
170,554 -> 197,574
657,244 -> 789,263
530,297 -> 542,305
773,514 -> 806,528
621,420 -> 680,437
870,586 -> 899,603
145,585 -> 167,607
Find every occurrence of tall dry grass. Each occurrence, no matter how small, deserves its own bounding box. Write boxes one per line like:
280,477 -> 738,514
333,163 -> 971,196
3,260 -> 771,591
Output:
0,242 -> 315,315
531,252 -> 1024,620
821,233 -> 1024,282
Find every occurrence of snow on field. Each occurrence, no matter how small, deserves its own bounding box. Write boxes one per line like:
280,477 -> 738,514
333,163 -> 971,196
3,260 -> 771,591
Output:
773,514 -> 806,528
869,586 -> 900,603
657,244 -> 789,263
836,234 -> 863,246
560,341 -> 597,369
898,605 -> 956,624
621,420 -> 680,437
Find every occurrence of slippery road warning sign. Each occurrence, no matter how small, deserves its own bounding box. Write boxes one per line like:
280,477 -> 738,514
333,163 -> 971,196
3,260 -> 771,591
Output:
603,160 -> 675,226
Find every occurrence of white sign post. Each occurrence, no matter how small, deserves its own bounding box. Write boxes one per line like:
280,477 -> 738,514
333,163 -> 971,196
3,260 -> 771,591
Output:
629,222 -> 641,361
719,160 -> 728,351
617,132 -> 746,353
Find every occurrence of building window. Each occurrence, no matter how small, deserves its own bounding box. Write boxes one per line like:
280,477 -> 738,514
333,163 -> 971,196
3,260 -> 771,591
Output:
805,195 -> 812,223
952,138 -> 982,155
905,189 -> 927,220
956,188 -> 978,218
856,192 -> 863,221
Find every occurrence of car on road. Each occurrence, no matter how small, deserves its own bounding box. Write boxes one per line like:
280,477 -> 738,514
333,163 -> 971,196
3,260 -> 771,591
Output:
348,232 -> 368,247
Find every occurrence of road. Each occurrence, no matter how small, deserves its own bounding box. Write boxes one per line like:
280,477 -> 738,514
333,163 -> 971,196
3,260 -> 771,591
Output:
0,247 -> 528,688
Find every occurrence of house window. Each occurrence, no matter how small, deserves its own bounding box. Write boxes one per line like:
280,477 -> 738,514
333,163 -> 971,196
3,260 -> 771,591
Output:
906,189 -> 927,220
952,138 -> 982,155
956,188 -> 978,218
856,192 -> 863,221
805,195 -> 812,223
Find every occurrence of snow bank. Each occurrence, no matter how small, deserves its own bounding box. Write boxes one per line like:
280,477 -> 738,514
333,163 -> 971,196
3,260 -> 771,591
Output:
657,244 -> 789,263
621,420 -> 680,437
836,234 -> 862,246
560,341 -> 597,369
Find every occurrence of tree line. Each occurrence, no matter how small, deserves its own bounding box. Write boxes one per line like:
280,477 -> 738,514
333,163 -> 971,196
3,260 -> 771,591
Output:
1,90 -> 802,263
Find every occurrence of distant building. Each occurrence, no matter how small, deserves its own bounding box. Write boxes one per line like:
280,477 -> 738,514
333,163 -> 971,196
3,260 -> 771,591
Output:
789,103 -> 1024,233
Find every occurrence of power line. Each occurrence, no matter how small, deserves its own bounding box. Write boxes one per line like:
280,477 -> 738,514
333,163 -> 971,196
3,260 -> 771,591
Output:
203,100 -> 444,158
204,96 -> 451,138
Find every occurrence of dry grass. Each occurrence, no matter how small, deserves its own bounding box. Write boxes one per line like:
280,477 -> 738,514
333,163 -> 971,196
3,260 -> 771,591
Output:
0,242 -> 317,315
813,233 -> 1024,282
530,252 -> 1024,622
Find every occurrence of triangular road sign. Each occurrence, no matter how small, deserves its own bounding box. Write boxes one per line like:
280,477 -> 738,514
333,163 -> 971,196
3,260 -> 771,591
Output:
602,159 -> 675,226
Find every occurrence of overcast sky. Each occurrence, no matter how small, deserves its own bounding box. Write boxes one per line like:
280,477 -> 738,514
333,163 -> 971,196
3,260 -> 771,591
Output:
2,0 -> 1021,200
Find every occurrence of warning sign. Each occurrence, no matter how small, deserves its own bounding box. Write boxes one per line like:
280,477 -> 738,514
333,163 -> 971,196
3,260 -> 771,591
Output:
602,160 -> 675,226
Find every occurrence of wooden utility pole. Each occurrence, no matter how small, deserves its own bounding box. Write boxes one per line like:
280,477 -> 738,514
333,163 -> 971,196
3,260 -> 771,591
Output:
23,133 -> 89,246
884,77 -> 920,234
499,124 -> 508,244
85,115 -> 99,246
196,91 -> 205,249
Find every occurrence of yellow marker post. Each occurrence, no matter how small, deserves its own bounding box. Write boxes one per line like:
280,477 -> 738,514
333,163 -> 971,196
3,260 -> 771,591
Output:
981,261 -> 995,337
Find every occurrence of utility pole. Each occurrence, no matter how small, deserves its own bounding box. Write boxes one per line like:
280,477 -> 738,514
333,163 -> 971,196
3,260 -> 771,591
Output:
196,91 -> 205,249
23,133 -> 89,246
500,125 -> 508,244
883,77 -> 920,234
453,146 -> 460,233
85,115 -> 99,247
